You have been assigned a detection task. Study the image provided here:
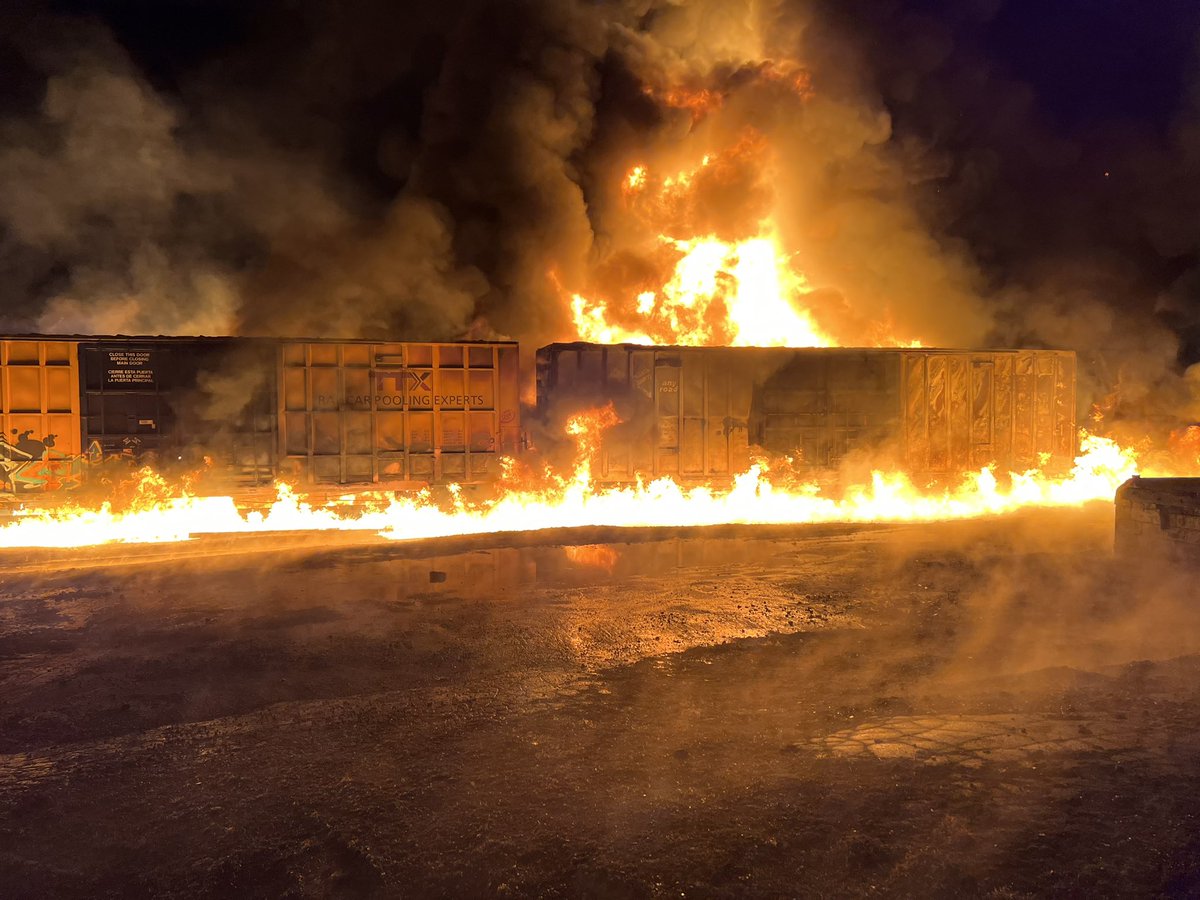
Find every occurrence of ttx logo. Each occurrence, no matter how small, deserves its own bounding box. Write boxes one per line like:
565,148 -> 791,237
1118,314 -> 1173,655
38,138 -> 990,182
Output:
375,369 -> 431,392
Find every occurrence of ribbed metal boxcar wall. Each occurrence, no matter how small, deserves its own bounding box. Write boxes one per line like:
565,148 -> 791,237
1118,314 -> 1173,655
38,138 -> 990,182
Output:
538,344 -> 909,481
278,341 -> 519,485
899,350 -> 1076,475
78,339 -> 277,483
538,344 -> 1077,482
537,345 -> 763,482
536,344 -> 761,481
0,339 -> 84,495
0,339 -> 81,455
752,350 -> 903,468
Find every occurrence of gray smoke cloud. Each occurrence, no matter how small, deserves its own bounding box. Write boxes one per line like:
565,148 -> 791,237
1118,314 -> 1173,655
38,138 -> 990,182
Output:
0,24 -> 236,335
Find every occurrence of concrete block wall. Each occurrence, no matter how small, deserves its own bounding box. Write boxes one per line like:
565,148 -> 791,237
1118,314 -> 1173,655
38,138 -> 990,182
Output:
1114,477 -> 1200,561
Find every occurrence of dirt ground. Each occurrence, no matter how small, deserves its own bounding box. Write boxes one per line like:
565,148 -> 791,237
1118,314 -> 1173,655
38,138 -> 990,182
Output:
2,505 -> 1200,898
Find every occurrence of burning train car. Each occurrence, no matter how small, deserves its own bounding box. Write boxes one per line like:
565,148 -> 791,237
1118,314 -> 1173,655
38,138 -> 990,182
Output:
536,343 -> 1078,483
1115,477 -> 1200,561
0,336 -> 521,494
2,334 -> 1079,496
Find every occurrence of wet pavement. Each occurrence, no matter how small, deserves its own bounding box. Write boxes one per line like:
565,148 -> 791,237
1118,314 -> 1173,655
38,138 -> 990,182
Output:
2,506 -> 1199,897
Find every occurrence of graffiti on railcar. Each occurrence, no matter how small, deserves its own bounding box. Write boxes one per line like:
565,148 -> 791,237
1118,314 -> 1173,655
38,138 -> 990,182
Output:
0,431 -> 94,494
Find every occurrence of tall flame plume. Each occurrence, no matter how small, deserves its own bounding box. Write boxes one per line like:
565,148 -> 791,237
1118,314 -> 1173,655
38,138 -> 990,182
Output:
562,131 -> 916,349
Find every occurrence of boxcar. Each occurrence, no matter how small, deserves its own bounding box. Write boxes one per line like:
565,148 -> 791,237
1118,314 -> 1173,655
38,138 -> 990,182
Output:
78,336 -> 277,482
1,336 -> 520,494
277,339 -> 520,486
536,343 -> 1078,482
0,338 -> 85,493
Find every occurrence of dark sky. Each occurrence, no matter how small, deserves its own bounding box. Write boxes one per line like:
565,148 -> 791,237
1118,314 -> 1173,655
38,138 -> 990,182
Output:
48,0 -> 1200,175
981,0 -> 1200,131
46,0 -> 1200,128
51,0 -> 1195,137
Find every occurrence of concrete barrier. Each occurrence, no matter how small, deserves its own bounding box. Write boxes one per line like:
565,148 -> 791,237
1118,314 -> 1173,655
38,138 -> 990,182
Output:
1115,476 -> 1200,561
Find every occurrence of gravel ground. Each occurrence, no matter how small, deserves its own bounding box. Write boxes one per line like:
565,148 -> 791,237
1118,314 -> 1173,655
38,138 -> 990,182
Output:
2,505 -> 1199,898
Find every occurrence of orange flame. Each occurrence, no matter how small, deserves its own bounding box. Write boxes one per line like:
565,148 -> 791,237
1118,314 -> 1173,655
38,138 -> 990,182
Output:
644,84 -> 726,124
563,130 -> 917,349
1167,426 -> 1200,472
571,231 -> 832,347
0,424 -> 1148,550
565,403 -> 621,487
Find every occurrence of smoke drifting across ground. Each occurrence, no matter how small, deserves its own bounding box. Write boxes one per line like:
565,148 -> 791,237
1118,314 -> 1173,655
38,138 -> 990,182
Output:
0,0 -> 1198,425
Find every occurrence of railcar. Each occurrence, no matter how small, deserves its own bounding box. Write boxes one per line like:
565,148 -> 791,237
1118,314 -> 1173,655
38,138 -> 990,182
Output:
535,343 -> 1078,483
0,336 -> 520,495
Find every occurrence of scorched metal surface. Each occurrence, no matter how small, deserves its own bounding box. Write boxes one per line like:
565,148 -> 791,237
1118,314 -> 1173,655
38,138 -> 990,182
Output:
277,340 -> 520,485
0,335 -> 521,493
536,343 -> 1077,481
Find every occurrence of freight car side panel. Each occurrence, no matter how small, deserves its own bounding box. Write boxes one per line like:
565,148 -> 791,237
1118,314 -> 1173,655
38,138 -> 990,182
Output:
1054,353 -> 1076,462
754,351 -> 902,468
277,341 -> 519,485
907,349 -> 1078,475
900,350 -> 1076,476
538,343 -> 1077,483
78,339 -> 277,484
0,339 -> 81,456
0,339 -> 85,494
540,345 -> 760,482
539,344 -> 906,481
